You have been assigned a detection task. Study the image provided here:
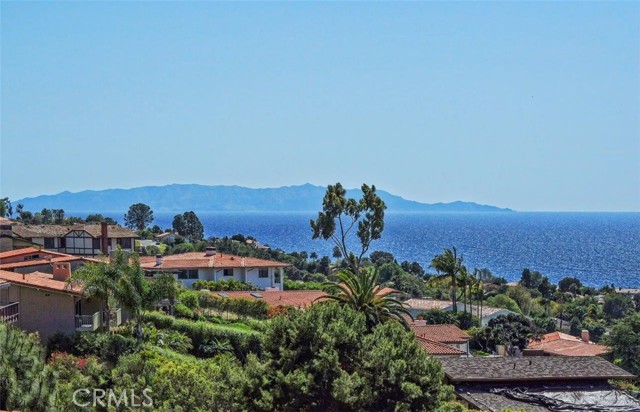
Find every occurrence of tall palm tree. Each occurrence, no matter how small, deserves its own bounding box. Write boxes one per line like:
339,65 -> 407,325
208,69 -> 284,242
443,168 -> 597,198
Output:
69,259 -> 122,333
430,247 -> 465,313
320,268 -> 412,330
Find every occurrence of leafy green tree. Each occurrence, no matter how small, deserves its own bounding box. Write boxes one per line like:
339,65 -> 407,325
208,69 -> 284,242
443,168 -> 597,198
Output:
0,324 -> 55,411
369,250 -> 396,266
390,270 -> 426,298
519,268 -> 543,290
471,314 -> 541,355
0,197 -> 12,218
322,268 -> 412,330
603,293 -> 634,321
172,211 -> 204,241
311,183 -> 386,274
418,309 -> 457,325
431,248 -> 465,313
401,260 -> 426,276
85,213 -> 117,225
252,302 -> 451,411
558,276 -> 582,293
604,313 -> 640,376
124,202 -> 154,230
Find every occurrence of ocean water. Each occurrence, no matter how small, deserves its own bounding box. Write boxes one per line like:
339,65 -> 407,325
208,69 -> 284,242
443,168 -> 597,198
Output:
151,212 -> 640,288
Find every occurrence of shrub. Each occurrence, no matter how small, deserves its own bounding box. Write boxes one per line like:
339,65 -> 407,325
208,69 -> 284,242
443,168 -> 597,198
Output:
178,290 -> 201,309
142,311 -> 262,360
193,279 -> 258,291
174,303 -> 197,319
199,293 -> 269,319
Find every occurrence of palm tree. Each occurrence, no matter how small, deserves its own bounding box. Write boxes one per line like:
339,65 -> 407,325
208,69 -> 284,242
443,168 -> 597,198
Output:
320,268 -> 412,330
430,247 -> 465,313
69,259 -> 122,333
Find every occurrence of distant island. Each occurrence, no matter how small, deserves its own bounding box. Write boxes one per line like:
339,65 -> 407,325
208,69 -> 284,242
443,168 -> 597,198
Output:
14,183 -> 514,213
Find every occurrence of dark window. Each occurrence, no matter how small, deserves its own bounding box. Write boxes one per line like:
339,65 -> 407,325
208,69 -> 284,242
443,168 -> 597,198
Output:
121,238 -> 132,249
178,269 -> 198,280
59,237 -> 66,248
44,238 -> 55,248
274,272 -> 281,284
108,239 -> 112,246
258,268 -> 269,278
223,269 -> 233,277
92,238 -> 101,249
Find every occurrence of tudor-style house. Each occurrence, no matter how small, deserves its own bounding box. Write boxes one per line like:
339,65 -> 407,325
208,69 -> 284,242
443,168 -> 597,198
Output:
140,247 -> 290,290
1,221 -> 138,256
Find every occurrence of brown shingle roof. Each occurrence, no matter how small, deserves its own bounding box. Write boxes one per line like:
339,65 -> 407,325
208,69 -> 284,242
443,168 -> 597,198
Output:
410,324 -> 470,344
140,252 -> 290,270
416,336 -> 465,356
0,269 -> 83,296
220,290 -> 327,309
11,224 -> 136,238
439,356 -> 636,383
527,332 -> 610,357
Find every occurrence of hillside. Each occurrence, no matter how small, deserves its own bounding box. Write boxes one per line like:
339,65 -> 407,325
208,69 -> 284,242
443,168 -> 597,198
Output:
14,184 -> 514,213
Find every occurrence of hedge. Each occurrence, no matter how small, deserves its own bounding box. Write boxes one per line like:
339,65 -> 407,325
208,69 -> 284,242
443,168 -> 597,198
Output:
198,292 -> 269,319
142,311 -> 262,361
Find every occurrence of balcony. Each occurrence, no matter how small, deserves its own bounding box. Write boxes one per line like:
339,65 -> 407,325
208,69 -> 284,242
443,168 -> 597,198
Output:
75,308 -> 122,332
0,301 -> 19,324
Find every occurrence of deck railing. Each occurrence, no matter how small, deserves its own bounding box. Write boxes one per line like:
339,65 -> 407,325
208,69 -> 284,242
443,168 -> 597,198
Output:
75,311 -> 101,332
0,301 -> 19,324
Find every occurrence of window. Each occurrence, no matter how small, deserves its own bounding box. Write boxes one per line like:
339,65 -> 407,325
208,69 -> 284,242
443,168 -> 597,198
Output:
44,238 -> 55,248
274,272 -> 281,284
116,238 -> 132,249
59,237 -> 66,248
223,269 -> 233,277
92,238 -> 101,250
258,268 -> 269,278
178,270 -> 199,280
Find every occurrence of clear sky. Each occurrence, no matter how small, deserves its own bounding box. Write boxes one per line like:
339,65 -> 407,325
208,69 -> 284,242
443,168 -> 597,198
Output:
1,2 -> 638,211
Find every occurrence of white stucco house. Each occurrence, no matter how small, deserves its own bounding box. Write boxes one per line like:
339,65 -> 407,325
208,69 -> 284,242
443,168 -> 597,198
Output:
140,247 -> 290,290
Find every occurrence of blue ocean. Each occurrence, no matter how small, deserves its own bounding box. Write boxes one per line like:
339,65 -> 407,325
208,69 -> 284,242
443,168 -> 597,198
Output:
151,212 -> 640,288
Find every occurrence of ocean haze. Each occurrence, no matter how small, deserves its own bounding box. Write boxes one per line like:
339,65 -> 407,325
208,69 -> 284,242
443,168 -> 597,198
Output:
14,183 -> 513,213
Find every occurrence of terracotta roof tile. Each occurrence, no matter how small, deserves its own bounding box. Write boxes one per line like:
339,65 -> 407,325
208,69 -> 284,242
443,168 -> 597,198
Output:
0,269 -> 83,296
527,332 -> 610,356
405,299 -> 453,311
410,324 -> 470,344
416,336 -> 465,356
219,290 -> 327,308
140,252 -> 290,270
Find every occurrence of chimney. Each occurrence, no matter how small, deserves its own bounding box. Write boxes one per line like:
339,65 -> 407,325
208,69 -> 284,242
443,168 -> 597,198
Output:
101,222 -> 109,255
581,330 -> 590,343
156,254 -> 163,266
53,262 -> 72,281
413,319 -> 427,327
205,247 -> 216,256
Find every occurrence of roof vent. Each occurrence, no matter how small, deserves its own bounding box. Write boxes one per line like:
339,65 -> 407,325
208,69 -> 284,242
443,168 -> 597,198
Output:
250,293 -> 263,299
156,254 -> 163,266
205,247 -> 216,256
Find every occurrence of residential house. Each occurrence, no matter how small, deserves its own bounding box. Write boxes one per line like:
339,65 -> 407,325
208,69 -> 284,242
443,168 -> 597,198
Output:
0,264 -> 122,340
405,298 -> 517,326
440,356 -> 639,411
410,321 -> 470,355
140,247 -> 290,290
526,330 -> 610,357
0,247 -> 99,274
2,222 -> 137,256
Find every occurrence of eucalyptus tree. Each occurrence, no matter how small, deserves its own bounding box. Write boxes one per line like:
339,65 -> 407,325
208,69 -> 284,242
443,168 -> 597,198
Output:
311,183 -> 386,274
430,247 -> 465,313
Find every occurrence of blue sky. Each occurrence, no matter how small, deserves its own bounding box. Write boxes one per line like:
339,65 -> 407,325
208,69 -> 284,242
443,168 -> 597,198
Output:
1,2 -> 638,211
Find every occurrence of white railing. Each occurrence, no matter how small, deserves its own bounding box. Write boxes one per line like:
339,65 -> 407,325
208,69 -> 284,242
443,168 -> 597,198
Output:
75,311 -> 101,332
0,301 -> 19,324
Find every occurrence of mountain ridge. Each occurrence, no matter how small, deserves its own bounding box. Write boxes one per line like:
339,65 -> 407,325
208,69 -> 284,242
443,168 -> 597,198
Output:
14,184 -> 514,213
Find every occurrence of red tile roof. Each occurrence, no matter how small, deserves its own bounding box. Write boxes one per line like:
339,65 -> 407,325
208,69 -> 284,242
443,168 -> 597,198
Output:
0,270 -> 83,296
140,252 -> 290,270
527,332 -> 610,357
218,290 -> 327,309
0,255 -> 98,270
410,324 -> 470,344
0,247 -> 67,260
415,336 -> 465,356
